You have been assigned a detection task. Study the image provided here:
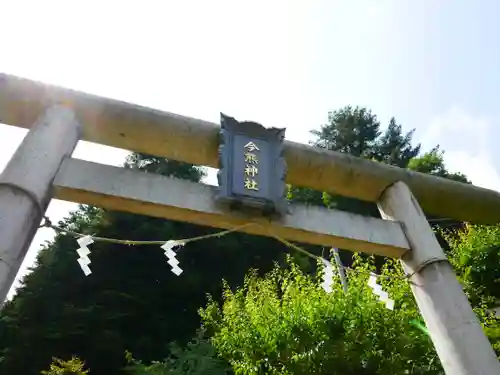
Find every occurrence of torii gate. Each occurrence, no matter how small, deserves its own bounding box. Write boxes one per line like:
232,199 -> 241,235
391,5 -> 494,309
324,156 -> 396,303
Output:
0,73 -> 499,375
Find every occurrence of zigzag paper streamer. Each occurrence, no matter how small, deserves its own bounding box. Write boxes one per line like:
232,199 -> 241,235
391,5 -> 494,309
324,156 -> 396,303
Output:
76,235 -> 93,276
161,240 -> 185,276
368,273 -> 394,310
321,258 -> 335,293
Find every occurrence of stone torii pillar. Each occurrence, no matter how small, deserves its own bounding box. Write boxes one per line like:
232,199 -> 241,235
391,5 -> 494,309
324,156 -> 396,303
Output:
379,182 -> 500,375
0,105 -> 81,302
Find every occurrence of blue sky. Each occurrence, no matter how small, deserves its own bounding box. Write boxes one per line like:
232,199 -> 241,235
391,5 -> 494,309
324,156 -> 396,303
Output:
0,0 -> 499,298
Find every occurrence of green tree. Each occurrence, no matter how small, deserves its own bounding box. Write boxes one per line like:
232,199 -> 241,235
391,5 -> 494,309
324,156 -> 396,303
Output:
293,107 -> 423,214
373,118 -> 421,167
446,224 -> 500,307
293,106 -> 382,207
311,106 -> 381,158
201,240 -> 500,374
293,107 -> 465,215
407,146 -> 468,183
41,357 -> 89,375
201,255 -> 442,375
124,331 -> 230,375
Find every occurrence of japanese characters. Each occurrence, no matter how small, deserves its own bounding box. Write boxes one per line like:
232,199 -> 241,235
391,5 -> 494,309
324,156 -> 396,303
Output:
243,141 -> 259,191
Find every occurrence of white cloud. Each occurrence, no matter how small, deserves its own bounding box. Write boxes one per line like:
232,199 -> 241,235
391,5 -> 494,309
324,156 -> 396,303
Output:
421,107 -> 500,191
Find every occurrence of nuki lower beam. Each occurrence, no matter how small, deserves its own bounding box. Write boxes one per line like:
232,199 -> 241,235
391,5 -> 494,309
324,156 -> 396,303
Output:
52,158 -> 410,258
1,73 -> 500,224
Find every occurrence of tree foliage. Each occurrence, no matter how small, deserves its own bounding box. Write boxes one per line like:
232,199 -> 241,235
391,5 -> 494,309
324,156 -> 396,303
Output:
374,118 -> 421,167
200,255 -> 441,375
447,224 -> 500,304
293,106 -> 463,218
41,357 -> 89,375
311,106 -> 383,158
141,219 -> 500,375
124,331 -> 230,375
407,146 -> 468,183
200,230 -> 500,374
